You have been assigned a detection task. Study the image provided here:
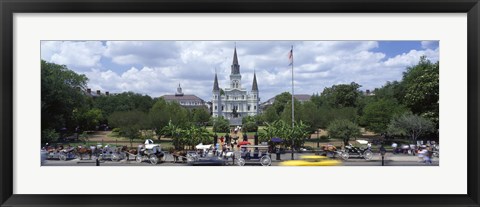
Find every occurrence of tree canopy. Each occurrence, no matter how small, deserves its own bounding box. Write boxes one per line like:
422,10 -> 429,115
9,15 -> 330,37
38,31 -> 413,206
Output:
327,119 -> 361,146
387,113 -> 435,142
360,99 -> 408,133
41,60 -> 89,131
402,56 -> 439,125
320,82 -> 362,108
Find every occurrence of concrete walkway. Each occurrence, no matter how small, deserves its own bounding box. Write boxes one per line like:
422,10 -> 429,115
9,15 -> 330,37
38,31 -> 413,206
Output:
270,152 -> 439,162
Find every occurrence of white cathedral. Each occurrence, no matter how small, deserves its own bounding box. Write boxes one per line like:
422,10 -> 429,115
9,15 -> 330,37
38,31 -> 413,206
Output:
211,46 -> 260,125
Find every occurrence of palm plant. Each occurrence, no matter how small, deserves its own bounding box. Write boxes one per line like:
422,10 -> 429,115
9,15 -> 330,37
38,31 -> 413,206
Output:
162,120 -> 182,149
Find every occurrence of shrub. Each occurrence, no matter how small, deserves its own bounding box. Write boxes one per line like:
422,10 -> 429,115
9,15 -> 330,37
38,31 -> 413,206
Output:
242,121 -> 258,133
320,135 -> 329,140
42,129 -> 59,144
212,117 -> 230,133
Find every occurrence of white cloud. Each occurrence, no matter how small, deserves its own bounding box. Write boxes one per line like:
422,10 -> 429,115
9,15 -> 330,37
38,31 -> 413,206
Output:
41,41 -> 439,102
41,41 -> 105,70
384,48 -> 439,67
103,41 -> 180,67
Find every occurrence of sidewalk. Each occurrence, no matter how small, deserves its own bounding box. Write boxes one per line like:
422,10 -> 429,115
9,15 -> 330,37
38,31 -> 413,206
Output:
270,152 -> 439,162
383,153 -> 439,162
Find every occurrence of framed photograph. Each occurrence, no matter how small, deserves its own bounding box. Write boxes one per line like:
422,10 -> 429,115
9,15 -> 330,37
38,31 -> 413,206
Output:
1,0 -> 479,206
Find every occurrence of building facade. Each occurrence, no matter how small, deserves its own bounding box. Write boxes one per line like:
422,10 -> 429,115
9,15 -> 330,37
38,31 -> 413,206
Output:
212,46 -> 260,125
162,84 -> 207,109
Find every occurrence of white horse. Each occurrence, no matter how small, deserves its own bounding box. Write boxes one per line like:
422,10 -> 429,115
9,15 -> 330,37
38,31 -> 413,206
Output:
219,150 -> 236,165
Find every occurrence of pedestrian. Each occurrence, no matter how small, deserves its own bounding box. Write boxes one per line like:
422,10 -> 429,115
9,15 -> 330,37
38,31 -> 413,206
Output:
222,144 -> 227,156
425,147 -> 433,165
391,142 -> 398,154
418,146 -> 425,162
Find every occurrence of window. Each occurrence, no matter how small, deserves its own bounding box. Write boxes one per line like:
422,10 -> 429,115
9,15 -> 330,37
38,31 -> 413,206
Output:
215,106 -> 217,110
254,106 -> 257,110
248,105 -> 251,111
222,106 -> 224,111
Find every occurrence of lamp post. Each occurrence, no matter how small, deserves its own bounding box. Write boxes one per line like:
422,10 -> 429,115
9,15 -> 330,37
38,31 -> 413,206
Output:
380,145 -> 387,166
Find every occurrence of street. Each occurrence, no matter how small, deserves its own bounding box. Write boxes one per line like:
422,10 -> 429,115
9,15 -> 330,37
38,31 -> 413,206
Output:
42,152 -> 438,166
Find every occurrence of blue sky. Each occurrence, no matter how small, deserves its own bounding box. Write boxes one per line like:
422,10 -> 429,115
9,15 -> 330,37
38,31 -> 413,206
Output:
41,41 -> 439,102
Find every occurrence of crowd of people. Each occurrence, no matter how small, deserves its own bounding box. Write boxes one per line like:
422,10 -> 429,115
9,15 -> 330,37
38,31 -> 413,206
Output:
391,141 -> 438,165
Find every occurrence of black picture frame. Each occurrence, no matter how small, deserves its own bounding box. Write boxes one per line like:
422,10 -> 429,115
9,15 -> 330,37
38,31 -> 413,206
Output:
1,0 -> 479,206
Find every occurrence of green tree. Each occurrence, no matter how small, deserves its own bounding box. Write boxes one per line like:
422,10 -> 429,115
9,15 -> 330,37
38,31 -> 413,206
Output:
42,129 -> 59,144
41,60 -> 89,131
387,113 -> 435,142
262,106 -> 279,123
374,81 -> 405,103
149,98 -> 189,134
73,108 -> 105,131
93,92 -> 154,118
330,107 -> 358,125
242,121 -> 258,133
402,56 -> 439,126
327,119 -> 361,146
360,99 -> 408,133
273,92 -> 293,115
290,121 -> 310,149
211,117 -> 230,133
162,120 -> 183,149
258,120 -> 309,149
280,99 -> 302,126
310,92 -> 322,107
108,110 -> 148,146
297,101 -> 320,132
191,108 -> 211,126
320,82 -> 362,108
182,125 -> 211,149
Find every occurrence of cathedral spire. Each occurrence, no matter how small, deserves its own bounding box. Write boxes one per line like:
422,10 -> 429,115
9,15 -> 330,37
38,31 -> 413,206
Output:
233,44 -> 239,65
231,44 -> 240,74
213,73 -> 220,92
252,71 -> 258,92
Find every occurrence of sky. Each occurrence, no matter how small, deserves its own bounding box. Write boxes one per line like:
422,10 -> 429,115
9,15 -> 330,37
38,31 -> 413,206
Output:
40,40 -> 439,102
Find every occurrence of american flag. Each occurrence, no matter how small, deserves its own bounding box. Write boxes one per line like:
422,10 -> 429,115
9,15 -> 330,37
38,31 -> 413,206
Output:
288,48 -> 293,66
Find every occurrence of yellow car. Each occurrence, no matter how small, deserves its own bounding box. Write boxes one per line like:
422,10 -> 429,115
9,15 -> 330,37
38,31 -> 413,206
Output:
279,155 -> 342,166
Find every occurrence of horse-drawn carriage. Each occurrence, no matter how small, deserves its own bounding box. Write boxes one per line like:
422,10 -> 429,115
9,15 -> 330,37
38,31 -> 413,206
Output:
186,143 -> 225,166
45,145 -> 76,161
339,140 -> 373,160
133,139 -> 166,165
318,144 -> 341,158
236,145 -> 271,166
392,142 -> 424,156
97,144 -> 127,162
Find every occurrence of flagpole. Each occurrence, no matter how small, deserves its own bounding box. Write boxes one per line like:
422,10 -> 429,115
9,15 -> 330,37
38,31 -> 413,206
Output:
291,45 -> 295,160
